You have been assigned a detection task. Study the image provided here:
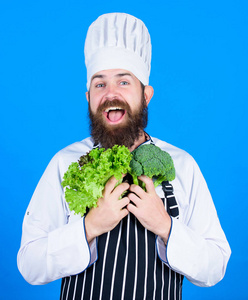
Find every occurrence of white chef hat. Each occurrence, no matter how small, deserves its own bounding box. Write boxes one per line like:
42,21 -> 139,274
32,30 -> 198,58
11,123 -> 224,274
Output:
84,13 -> 151,90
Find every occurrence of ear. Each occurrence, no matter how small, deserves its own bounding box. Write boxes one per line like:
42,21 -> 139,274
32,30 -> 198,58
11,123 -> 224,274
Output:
86,91 -> 89,102
144,85 -> 154,105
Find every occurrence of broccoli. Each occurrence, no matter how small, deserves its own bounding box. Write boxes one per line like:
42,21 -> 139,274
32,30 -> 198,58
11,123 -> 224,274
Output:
130,144 -> 175,188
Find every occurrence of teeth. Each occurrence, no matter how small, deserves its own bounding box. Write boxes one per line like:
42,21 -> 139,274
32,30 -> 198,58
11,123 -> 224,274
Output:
104,107 -> 122,113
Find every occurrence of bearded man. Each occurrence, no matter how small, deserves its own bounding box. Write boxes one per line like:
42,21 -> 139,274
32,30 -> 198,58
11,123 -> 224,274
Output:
17,13 -> 231,300
88,75 -> 149,150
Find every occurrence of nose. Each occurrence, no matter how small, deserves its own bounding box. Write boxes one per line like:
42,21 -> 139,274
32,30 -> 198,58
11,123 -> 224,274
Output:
104,83 -> 118,100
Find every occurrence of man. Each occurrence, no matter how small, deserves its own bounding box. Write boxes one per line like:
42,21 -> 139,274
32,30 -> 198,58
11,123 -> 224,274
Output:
17,13 -> 231,300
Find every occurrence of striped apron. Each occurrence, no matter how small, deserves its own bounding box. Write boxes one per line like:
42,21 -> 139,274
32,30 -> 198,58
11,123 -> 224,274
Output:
60,181 -> 183,300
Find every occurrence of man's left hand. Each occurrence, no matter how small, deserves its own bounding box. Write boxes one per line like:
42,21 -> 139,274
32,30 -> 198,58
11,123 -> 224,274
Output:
127,175 -> 171,244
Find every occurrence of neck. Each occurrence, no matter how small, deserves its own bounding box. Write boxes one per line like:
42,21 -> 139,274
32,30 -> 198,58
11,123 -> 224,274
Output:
129,131 -> 147,152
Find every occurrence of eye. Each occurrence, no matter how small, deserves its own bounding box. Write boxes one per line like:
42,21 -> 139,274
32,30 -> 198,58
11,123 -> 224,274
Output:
95,83 -> 105,88
120,81 -> 129,86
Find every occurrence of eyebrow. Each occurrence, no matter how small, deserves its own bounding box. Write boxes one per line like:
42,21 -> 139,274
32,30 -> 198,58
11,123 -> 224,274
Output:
91,74 -> 104,81
116,73 -> 133,78
91,72 -> 133,82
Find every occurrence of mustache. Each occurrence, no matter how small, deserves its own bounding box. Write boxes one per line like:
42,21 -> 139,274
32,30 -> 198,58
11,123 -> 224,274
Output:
97,99 -> 131,113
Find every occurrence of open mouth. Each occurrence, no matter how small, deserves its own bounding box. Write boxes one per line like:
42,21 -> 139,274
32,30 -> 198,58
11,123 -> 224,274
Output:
103,107 -> 126,124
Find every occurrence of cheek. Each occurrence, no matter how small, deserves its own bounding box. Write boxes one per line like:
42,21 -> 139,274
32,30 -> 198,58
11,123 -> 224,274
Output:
129,88 -> 144,107
131,96 -> 144,111
88,95 -> 101,113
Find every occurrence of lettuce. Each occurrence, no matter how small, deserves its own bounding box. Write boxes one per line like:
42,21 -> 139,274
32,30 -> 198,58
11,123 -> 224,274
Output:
61,145 -> 132,216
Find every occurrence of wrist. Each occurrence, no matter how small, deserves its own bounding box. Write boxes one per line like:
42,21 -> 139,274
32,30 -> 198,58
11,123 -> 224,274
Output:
85,215 -> 97,244
159,216 -> 171,245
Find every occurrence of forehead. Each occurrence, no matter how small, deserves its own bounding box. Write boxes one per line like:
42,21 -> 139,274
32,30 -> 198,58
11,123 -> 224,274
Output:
91,69 -> 139,82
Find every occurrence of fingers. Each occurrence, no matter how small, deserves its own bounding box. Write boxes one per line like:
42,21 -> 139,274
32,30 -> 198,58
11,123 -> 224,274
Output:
103,176 -> 129,197
112,182 -> 130,198
126,202 -> 139,217
138,175 -> 155,194
118,196 -> 130,210
128,191 -> 141,207
103,176 -> 120,195
120,207 -> 129,219
127,175 -> 156,209
128,181 -> 147,199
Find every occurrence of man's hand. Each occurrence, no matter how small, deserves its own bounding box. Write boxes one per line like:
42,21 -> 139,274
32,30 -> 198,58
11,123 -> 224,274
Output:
127,175 -> 171,244
85,176 -> 130,243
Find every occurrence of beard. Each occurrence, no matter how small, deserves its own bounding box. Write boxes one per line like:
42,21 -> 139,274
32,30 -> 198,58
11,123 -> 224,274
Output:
88,96 -> 148,149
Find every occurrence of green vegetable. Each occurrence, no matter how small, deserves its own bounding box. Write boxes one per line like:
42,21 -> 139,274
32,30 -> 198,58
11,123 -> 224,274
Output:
62,145 -> 132,216
129,144 -> 175,188
62,143 -> 175,216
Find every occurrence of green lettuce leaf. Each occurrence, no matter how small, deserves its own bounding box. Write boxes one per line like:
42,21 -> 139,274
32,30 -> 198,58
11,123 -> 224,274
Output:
61,145 -> 132,216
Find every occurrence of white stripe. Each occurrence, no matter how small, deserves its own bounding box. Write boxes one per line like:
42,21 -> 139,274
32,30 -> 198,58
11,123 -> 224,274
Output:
61,277 -> 66,300
170,205 -> 178,209
132,218 -> 138,300
89,263 -> 96,300
161,262 -> 164,300
81,269 -> 87,300
72,275 -> 78,300
168,268 -> 171,299
121,214 -> 130,300
153,249 -> 157,300
99,232 -> 110,300
166,195 -> 175,198
65,276 -> 71,300
174,272 -> 177,300
110,221 -> 123,300
143,229 -> 148,300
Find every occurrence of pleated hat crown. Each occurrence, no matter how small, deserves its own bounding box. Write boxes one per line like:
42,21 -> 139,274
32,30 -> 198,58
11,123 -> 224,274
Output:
84,13 -> 151,90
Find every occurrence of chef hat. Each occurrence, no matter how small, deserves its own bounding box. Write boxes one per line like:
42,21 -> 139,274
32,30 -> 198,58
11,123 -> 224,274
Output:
84,13 -> 151,90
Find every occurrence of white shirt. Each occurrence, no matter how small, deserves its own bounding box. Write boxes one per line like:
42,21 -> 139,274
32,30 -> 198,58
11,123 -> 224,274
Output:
17,136 -> 231,287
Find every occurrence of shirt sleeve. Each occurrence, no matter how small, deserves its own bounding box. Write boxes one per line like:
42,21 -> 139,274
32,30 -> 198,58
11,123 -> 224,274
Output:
156,154 -> 231,287
17,153 -> 97,285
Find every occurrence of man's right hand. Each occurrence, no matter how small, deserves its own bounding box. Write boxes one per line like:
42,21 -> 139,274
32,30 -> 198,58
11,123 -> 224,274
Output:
84,176 -> 130,243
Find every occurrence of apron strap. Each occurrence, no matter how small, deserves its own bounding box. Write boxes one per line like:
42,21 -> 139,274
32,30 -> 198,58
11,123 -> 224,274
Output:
162,181 -> 179,219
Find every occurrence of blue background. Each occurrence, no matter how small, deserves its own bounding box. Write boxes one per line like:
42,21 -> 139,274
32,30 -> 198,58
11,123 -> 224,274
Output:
1,0 -> 247,299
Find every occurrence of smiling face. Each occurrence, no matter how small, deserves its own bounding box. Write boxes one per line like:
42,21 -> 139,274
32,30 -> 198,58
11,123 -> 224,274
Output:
86,69 -> 154,149
87,69 -> 148,123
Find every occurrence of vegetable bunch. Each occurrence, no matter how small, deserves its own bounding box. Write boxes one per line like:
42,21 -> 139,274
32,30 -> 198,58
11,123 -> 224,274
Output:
62,143 -> 175,216
61,145 -> 132,216
130,144 -> 175,188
